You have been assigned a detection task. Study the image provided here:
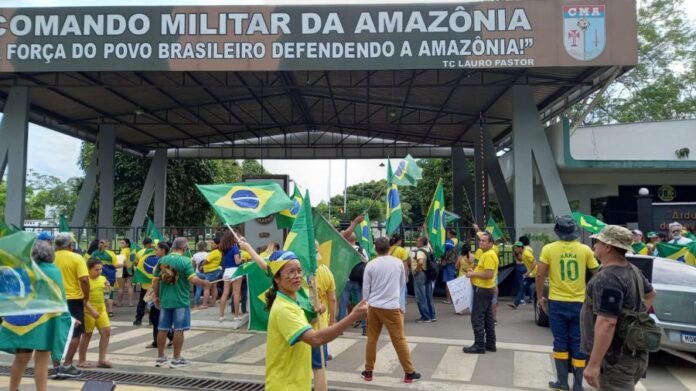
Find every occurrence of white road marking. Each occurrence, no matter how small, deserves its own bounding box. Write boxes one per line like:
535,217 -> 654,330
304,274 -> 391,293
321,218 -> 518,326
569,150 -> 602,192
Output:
225,343 -> 266,364
328,338 -> 358,359
513,351 -> 554,389
185,333 -> 253,359
668,366 -> 696,390
88,328 -> 150,349
340,333 -> 552,353
356,342 -> 416,374
635,380 -> 648,391
432,346 -> 478,382
113,330 -> 205,355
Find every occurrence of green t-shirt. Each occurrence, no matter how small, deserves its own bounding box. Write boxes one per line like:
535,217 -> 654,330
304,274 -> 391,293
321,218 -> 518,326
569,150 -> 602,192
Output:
153,254 -> 196,309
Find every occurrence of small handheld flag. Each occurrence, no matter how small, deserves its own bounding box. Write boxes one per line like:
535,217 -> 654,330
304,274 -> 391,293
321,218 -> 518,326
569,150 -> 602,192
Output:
388,154 -> 422,187
354,213 -> 376,258
385,161 -> 403,235
485,216 -> 505,242
276,184 -> 303,229
571,212 -> 606,234
283,190 -> 317,274
146,216 -> 165,243
426,178 -> 447,258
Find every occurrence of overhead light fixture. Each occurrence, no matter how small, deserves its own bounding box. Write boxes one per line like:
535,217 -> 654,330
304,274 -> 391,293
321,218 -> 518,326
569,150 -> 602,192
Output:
379,162 -> 385,167
389,110 -> 397,118
134,107 -> 144,116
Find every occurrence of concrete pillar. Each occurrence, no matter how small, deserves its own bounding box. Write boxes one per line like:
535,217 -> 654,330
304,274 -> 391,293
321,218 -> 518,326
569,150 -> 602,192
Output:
482,124 -> 515,236
636,191 -> 654,234
130,148 -> 168,232
97,125 -> 115,239
0,87 -> 30,228
72,150 -> 98,228
512,85 -> 571,233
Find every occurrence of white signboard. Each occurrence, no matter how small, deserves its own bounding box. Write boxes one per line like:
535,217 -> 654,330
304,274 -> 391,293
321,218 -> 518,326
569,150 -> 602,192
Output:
447,276 -> 473,313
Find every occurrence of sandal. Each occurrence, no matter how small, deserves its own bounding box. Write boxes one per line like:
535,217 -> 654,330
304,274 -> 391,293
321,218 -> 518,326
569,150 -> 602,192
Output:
108,312 -> 115,317
97,361 -> 113,368
199,305 -> 209,309
77,362 -> 94,368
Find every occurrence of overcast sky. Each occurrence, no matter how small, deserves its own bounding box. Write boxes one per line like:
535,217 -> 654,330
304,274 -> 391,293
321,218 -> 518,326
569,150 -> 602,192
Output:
3,0 -> 695,204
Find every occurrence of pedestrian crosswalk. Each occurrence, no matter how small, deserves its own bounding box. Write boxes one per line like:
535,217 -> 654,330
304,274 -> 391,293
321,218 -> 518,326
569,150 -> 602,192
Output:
2,325 -> 694,391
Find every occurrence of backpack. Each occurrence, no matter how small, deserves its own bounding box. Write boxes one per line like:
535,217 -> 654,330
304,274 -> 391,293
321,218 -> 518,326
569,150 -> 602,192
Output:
442,242 -> 461,266
616,266 -> 661,354
159,263 -> 179,285
419,248 -> 439,281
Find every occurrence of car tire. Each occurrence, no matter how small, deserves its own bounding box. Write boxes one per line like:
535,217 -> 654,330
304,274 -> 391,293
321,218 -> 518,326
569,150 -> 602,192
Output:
534,294 -> 549,327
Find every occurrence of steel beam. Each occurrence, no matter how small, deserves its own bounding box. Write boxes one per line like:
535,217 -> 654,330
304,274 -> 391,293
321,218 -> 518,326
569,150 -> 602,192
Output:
131,148 -> 168,230
0,87 -> 30,228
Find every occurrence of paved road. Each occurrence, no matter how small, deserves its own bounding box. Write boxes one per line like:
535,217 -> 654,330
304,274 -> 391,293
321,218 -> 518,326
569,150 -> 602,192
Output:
2,297 -> 695,390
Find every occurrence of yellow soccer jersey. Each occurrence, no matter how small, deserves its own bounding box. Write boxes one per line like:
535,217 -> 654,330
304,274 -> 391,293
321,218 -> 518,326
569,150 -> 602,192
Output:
540,241 -> 599,302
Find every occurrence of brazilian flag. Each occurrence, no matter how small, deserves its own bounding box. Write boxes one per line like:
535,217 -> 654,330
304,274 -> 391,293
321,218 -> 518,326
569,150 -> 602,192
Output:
0,229 -> 67,316
354,213 -> 376,258
426,178 -> 447,258
388,154 -> 422,187
276,184 -> 303,229
0,231 -> 72,361
485,216 -> 505,242
385,161 -> 403,235
284,190 -> 317,275
232,261 -> 315,331
146,216 -> 165,243
133,252 -> 158,288
572,212 -> 606,235
656,242 -> 696,267
632,242 -> 649,255
197,182 -> 294,226
314,211 -> 362,298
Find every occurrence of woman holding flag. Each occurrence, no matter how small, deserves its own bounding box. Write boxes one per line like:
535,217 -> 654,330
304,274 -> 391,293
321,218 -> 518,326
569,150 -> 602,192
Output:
237,239 -> 368,391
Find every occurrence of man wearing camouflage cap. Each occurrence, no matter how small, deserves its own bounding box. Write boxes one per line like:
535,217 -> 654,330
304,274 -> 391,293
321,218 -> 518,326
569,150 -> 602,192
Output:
536,216 -> 599,391
581,225 -> 656,390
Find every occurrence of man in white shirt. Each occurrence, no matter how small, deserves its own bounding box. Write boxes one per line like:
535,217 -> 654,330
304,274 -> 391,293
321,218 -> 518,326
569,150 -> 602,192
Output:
668,222 -> 693,245
361,237 -> 420,384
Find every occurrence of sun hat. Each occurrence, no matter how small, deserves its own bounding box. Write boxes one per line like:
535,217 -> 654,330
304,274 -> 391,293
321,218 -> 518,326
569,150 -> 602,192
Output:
554,215 -> 580,241
590,225 -> 633,252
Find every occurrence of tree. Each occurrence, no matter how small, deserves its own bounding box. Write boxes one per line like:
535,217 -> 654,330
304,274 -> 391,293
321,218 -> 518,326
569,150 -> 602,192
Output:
576,0 -> 696,125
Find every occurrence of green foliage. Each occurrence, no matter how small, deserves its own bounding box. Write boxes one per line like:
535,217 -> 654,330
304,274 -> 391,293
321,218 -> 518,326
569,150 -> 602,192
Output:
22,170 -> 80,220
578,0 -> 696,125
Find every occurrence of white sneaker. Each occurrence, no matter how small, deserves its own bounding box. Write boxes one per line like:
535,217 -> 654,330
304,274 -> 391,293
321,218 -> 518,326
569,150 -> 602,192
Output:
155,356 -> 167,367
218,317 -> 226,322
520,300 -> 526,305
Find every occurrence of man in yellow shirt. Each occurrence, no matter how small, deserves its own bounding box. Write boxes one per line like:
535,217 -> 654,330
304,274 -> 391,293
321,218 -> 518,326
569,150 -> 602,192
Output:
53,232 -> 90,378
536,215 -> 599,391
463,231 -> 498,354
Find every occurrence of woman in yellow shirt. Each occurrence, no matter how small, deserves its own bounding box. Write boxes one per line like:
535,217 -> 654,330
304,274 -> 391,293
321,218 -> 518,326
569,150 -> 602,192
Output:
237,241 -> 368,391
116,238 -> 135,307
77,259 -> 113,368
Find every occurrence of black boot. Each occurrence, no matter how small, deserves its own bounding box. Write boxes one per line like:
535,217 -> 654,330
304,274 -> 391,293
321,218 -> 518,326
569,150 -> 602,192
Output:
572,366 -> 584,391
548,358 -> 570,390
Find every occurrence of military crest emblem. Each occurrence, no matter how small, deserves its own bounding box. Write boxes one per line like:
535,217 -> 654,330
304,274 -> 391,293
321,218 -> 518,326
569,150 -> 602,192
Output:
563,5 -> 606,61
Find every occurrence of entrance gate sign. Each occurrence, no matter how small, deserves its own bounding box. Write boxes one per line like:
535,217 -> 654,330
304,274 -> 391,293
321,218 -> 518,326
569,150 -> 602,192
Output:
0,1 -> 636,72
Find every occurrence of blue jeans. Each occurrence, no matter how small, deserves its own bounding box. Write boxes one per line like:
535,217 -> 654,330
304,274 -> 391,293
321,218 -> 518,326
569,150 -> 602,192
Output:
549,300 -> 587,362
159,307 -> 191,331
194,271 -> 205,305
513,264 -> 534,305
338,281 -> 365,331
413,272 -> 435,320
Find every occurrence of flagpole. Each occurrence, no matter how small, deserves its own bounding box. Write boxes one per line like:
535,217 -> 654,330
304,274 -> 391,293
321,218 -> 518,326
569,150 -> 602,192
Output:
225,224 -> 242,242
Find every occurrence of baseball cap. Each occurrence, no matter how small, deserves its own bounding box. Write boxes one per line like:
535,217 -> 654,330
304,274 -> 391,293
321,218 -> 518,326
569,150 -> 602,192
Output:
37,231 -> 53,241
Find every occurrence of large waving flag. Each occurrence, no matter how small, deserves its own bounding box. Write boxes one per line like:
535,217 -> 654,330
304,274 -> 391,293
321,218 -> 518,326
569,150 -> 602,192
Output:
0,230 -> 67,316
385,161 -> 403,235
133,253 -> 159,287
426,178 -> 447,258
197,182 -> 294,226
276,184 -> 303,229
354,213 -> 376,258
313,211 -> 363,298
283,190 -> 317,275
486,216 -> 505,242
572,212 -> 606,234
388,154 -> 422,187
656,242 -> 696,267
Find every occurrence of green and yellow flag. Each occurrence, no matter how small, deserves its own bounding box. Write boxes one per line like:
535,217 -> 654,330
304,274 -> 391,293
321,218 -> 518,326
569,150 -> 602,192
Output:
572,212 -> 606,234
314,211 -> 363,298
388,154 -> 422,187
276,184 -> 303,229
354,213 -> 376,258
426,178 -> 447,258
0,230 -> 67,316
486,216 -> 505,242
284,190 -> 317,275
197,182 -> 294,226
385,161 -> 403,235
632,242 -> 649,255
656,242 -> 696,267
